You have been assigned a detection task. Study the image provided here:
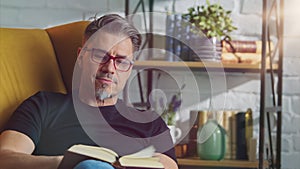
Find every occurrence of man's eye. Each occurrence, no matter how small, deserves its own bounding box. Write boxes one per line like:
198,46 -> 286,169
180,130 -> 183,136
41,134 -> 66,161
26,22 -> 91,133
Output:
115,59 -> 123,64
94,54 -> 104,59
93,54 -> 109,63
116,59 -> 128,65
102,55 -> 111,61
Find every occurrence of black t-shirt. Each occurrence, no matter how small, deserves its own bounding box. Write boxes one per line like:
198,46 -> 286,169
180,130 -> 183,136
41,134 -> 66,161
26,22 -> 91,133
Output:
3,91 -> 176,161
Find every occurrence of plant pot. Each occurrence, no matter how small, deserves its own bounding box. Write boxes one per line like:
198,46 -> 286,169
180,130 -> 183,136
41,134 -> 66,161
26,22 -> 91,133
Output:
167,125 -> 182,144
190,36 -> 222,62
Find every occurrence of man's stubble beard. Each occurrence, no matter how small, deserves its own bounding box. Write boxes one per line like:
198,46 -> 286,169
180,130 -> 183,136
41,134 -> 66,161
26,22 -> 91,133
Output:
95,72 -> 117,101
95,86 -> 112,101
95,83 -> 120,102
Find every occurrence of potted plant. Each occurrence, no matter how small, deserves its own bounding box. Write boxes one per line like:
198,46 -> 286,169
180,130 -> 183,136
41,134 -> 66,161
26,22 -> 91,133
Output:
182,0 -> 237,61
161,93 -> 181,125
158,85 -> 185,143
160,84 -> 185,126
182,0 -> 237,40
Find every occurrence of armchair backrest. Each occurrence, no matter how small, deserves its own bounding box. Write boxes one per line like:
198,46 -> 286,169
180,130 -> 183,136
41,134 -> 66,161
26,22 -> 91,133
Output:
0,21 -> 90,129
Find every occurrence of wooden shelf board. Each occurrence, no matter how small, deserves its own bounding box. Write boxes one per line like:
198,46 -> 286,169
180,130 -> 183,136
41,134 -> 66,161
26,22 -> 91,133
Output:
177,157 -> 269,168
133,60 -> 278,72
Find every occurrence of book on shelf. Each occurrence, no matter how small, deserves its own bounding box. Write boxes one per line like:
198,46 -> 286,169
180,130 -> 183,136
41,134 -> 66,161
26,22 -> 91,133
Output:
221,52 -> 271,64
227,109 -> 256,161
236,112 -> 248,160
218,110 -> 237,160
245,108 -> 253,155
58,144 -> 163,169
229,111 -> 237,160
221,40 -> 274,53
175,144 -> 188,158
187,110 -> 208,157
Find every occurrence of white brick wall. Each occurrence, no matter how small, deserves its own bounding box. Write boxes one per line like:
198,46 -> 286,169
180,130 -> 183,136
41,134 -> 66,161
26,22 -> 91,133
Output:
240,0 -> 262,15
283,8 -> 300,167
284,38 -> 300,57
294,136 -> 300,151
0,0 -> 299,168
1,0 -> 47,8
0,0 -> 117,28
283,57 -> 300,76
283,77 -> 300,95
291,96 -> 300,115
281,137 -> 290,152
282,153 -> 300,169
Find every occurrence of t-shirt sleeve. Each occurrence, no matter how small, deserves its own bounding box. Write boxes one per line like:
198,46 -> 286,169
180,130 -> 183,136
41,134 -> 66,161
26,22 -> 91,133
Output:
2,92 -> 48,146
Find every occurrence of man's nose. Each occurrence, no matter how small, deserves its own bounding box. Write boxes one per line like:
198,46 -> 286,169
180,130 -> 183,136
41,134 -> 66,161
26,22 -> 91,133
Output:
101,59 -> 115,73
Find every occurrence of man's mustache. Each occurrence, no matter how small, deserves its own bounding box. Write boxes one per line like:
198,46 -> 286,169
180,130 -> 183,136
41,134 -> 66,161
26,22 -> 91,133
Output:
95,73 -> 118,83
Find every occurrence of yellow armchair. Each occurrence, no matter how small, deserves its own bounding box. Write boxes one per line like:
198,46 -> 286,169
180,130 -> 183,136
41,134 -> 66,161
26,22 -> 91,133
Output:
0,21 -> 90,129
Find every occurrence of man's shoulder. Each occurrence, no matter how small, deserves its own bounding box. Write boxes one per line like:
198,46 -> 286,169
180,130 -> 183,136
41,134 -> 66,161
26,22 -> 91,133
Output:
33,91 -> 69,98
30,91 -> 72,105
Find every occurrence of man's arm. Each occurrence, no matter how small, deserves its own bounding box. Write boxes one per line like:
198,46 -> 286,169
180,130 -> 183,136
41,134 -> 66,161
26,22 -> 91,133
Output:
155,153 -> 179,169
0,130 -> 63,169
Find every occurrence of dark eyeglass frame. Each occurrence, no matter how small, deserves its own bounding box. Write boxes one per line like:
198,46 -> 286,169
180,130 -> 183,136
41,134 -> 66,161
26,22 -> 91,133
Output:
82,47 -> 134,72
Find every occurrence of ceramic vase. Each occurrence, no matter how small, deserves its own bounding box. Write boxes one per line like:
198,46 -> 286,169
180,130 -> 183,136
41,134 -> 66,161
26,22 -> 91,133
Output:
197,119 -> 226,160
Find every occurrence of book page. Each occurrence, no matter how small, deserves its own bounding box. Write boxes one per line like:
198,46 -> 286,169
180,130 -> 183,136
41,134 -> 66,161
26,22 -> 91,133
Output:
122,145 -> 155,158
68,144 -> 118,163
119,145 -> 163,168
119,157 -> 163,168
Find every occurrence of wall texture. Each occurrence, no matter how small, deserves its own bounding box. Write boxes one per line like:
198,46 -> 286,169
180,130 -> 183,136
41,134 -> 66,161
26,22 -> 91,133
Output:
1,0 -> 299,168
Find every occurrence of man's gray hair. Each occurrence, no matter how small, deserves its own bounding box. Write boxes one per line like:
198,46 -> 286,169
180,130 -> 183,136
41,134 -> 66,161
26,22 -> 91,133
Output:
85,14 -> 142,52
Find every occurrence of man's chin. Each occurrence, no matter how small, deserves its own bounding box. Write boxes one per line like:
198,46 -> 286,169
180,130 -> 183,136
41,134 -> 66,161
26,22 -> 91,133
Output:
95,90 -> 112,101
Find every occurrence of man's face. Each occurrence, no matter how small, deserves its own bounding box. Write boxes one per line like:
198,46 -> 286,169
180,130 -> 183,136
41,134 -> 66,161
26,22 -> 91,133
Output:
79,31 -> 134,103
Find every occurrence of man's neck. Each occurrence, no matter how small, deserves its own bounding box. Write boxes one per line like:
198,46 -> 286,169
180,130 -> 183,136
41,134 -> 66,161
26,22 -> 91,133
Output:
96,97 -> 118,107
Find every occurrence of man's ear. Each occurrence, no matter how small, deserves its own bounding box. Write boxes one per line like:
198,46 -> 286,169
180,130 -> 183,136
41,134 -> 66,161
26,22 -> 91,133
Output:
77,47 -> 83,67
77,47 -> 82,56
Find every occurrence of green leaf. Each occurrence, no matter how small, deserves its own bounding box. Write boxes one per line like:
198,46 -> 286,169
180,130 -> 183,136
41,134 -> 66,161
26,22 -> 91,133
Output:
182,1 -> 237,39
193,16 -> 200,20
206,0 -> 211,6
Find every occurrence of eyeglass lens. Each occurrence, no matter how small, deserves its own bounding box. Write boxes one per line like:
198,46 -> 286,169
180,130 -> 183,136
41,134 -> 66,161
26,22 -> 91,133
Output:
91,49 -> 132,71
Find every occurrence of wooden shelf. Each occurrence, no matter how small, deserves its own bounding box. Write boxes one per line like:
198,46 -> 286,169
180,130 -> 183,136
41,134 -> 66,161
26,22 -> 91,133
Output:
133,60 -> 278,73
177,157 -> 269,168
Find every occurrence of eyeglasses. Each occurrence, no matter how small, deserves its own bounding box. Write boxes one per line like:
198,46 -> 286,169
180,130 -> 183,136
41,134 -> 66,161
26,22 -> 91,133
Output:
83,48 -> 134,72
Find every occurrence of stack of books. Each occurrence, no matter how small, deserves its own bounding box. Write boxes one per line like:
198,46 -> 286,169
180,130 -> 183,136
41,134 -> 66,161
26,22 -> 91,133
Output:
221,40 -> 274,64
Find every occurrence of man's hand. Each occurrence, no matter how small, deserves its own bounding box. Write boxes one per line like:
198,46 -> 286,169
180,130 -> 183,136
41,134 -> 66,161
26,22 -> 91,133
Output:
154,153 -> 178,169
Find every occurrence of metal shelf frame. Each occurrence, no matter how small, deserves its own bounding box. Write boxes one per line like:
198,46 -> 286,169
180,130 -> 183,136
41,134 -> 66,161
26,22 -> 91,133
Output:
259,0 -> 284,169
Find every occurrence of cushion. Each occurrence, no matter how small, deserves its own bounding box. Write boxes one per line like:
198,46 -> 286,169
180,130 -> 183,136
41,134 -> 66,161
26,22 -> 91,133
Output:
46,21 -> 90,92
0,28 -> 66,129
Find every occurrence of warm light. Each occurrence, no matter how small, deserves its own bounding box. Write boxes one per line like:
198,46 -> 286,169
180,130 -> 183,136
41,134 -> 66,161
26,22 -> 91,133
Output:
284,0 -> 300,37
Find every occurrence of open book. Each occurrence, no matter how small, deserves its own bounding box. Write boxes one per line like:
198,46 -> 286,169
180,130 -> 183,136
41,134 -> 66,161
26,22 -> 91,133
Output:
58,144 -> 164,169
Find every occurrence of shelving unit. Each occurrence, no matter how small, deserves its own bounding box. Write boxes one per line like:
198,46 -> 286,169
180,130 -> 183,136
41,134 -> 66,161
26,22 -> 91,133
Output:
133,60 -> 278,72
177,158 -> 269,168
133,60 -> 279,169
125,0 -> 284,168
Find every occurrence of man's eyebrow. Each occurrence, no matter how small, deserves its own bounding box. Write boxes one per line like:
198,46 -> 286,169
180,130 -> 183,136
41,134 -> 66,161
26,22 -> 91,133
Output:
115,54 -> 127,58
94,48 -> 106,53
